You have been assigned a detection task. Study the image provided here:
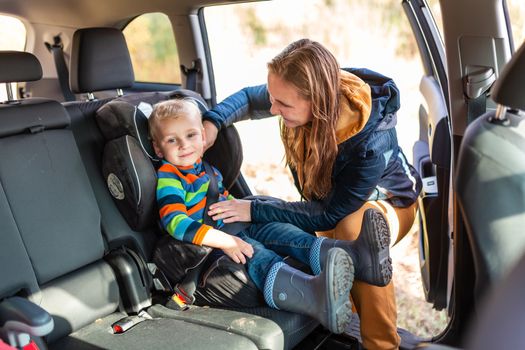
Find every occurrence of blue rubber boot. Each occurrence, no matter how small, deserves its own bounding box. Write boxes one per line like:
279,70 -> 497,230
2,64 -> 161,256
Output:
264,248 -> 354,334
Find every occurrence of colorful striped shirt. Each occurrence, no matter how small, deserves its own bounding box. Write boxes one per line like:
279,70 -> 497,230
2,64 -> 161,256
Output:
156,159 -> 233,245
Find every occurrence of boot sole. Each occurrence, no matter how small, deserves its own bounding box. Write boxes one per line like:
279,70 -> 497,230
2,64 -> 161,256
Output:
325,247 -> 354,334
362,208 -> 392,286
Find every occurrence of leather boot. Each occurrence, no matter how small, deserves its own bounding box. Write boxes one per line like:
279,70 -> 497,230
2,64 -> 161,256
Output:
264,247 -> 354,334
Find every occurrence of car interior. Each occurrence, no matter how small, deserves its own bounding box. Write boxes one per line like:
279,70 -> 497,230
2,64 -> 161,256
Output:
0,0 -> 524,349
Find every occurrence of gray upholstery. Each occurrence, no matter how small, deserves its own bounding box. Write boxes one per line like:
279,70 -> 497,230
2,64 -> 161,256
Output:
456,111 -> 525,293
0,185 -> 39,298
464,251 -> 525,350
0,101 -> 105,284
51,313 -> 258,350
455,40 -> 525,301
69,27 -> 134,93
492,41 -> 525,110
39,261 -> 120,342
0,51 -> 42,83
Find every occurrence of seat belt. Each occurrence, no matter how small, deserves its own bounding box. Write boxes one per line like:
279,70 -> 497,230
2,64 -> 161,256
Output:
180,59 -> 201,92
169,161 -> 221,307
45,34 -> 76,102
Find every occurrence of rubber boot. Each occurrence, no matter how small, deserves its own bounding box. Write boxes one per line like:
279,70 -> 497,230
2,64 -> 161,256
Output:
264,247 -> 354,334
320,208 -> 392,286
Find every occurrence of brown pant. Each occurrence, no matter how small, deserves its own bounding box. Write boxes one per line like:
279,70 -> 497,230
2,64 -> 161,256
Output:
317,200 -> 418,350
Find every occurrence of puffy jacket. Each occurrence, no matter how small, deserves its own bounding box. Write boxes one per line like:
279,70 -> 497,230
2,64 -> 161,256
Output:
203,68 -> 422,233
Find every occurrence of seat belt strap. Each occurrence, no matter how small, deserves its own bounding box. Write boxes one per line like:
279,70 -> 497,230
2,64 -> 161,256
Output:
463,66 -> 495,125
202,160 -> 220,227
170,160 -> 218,306
180,59 -> 201,92
466,93 -> 486,125
45,35 -> 76,102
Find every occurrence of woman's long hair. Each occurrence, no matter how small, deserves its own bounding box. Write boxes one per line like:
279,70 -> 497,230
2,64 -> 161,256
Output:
268,39 -> 340,200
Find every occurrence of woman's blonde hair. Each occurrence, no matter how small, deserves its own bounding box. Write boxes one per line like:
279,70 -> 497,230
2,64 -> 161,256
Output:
148,98 -> 201,141
268,39 -> 340,200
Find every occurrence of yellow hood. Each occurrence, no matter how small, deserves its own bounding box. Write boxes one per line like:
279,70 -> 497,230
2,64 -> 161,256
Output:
336,70 -> 372,144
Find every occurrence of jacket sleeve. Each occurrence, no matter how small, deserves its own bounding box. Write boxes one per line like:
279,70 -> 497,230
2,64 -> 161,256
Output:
157,175 -> 212,245
250,154 -> 386,233
203,84 -> 273,130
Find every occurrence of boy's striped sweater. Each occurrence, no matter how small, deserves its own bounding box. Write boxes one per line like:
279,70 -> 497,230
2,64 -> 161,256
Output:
156,159 -> 233,245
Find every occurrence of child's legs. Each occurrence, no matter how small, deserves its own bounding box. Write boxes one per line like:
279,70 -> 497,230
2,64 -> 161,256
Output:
236,232 -> 283,291
317,200 -> 417,350
244,223 -> 317,268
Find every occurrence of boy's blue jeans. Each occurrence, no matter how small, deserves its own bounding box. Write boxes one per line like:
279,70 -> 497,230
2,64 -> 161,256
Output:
234,222 -> 318,291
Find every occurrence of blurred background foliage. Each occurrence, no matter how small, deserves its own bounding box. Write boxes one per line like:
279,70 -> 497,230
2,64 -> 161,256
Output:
123,12 -> 181,83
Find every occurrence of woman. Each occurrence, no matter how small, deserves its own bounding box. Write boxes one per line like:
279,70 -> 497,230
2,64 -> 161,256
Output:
203,39 -> 421,350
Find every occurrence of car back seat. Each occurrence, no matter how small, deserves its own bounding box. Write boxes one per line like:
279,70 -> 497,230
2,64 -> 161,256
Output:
0,51 -> 284,350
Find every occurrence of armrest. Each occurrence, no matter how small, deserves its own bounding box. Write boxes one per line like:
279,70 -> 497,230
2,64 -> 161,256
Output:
0,297 -> 53,348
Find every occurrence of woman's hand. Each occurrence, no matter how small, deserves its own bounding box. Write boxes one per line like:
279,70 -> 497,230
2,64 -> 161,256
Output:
203,120 -> 219,151
208,199 -> 252,223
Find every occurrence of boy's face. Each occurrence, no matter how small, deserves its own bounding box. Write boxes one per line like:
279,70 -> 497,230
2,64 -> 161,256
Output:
152,113 -> 206,167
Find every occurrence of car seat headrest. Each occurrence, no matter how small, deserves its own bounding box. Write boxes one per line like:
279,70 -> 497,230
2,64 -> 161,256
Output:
492,41 -> 525,111
96,100 -> 157,160
0,51 -> 42,83
0,99 -> 70,138
70,27 -> 134,94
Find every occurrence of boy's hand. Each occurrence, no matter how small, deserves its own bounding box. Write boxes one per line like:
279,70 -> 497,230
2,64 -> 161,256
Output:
221,235 -> 254,264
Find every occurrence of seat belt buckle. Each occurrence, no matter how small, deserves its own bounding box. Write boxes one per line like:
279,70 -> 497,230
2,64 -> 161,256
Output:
166,285 -> 194,311
111,316 -> 145,334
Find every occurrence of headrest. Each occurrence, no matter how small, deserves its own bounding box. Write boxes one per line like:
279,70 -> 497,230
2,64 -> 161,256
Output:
96,99 -> 157,160
0,51 -> 42,83
96,90 -> 210,159
0,99 -> 70,138
492,41 -> 525,110
70,27 -> 134,94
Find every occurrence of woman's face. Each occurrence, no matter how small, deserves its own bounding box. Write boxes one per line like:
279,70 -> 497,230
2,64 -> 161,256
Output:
267,72 -> 313,128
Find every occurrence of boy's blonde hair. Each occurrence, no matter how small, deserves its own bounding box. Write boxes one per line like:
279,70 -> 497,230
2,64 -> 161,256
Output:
148,98 -> 202,141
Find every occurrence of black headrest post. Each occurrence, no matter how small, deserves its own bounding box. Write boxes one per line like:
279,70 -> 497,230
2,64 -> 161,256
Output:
491,40 -> 525,120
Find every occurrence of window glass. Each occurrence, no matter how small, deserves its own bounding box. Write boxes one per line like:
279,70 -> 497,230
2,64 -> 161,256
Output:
0,15 -> 26,100
205,0 -> 447,337
123,13 -> 180,84
507,0 -> 525,48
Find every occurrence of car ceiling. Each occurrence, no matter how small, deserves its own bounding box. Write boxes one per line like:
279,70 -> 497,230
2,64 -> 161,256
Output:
0,0 -> 259,28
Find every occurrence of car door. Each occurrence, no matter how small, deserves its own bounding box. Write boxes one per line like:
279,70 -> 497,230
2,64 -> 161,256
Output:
402,0 -> 451,312
405,0 -> 516,346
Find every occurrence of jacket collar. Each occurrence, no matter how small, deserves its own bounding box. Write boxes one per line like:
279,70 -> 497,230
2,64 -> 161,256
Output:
335,70 -> 372,144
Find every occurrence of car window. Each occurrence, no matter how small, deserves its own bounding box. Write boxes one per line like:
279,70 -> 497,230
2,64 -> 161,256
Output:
123,13 -> 181,84
507,0 -> 525,49
205,0 -> 424,200
0,15 -> 26,100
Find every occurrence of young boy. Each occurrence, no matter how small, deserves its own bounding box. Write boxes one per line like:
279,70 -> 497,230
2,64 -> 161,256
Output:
148,98 -> 391,334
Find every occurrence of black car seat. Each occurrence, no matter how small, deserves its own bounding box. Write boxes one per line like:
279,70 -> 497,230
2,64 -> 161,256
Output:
0,51 -> 292,350
455,40 -> 525,304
